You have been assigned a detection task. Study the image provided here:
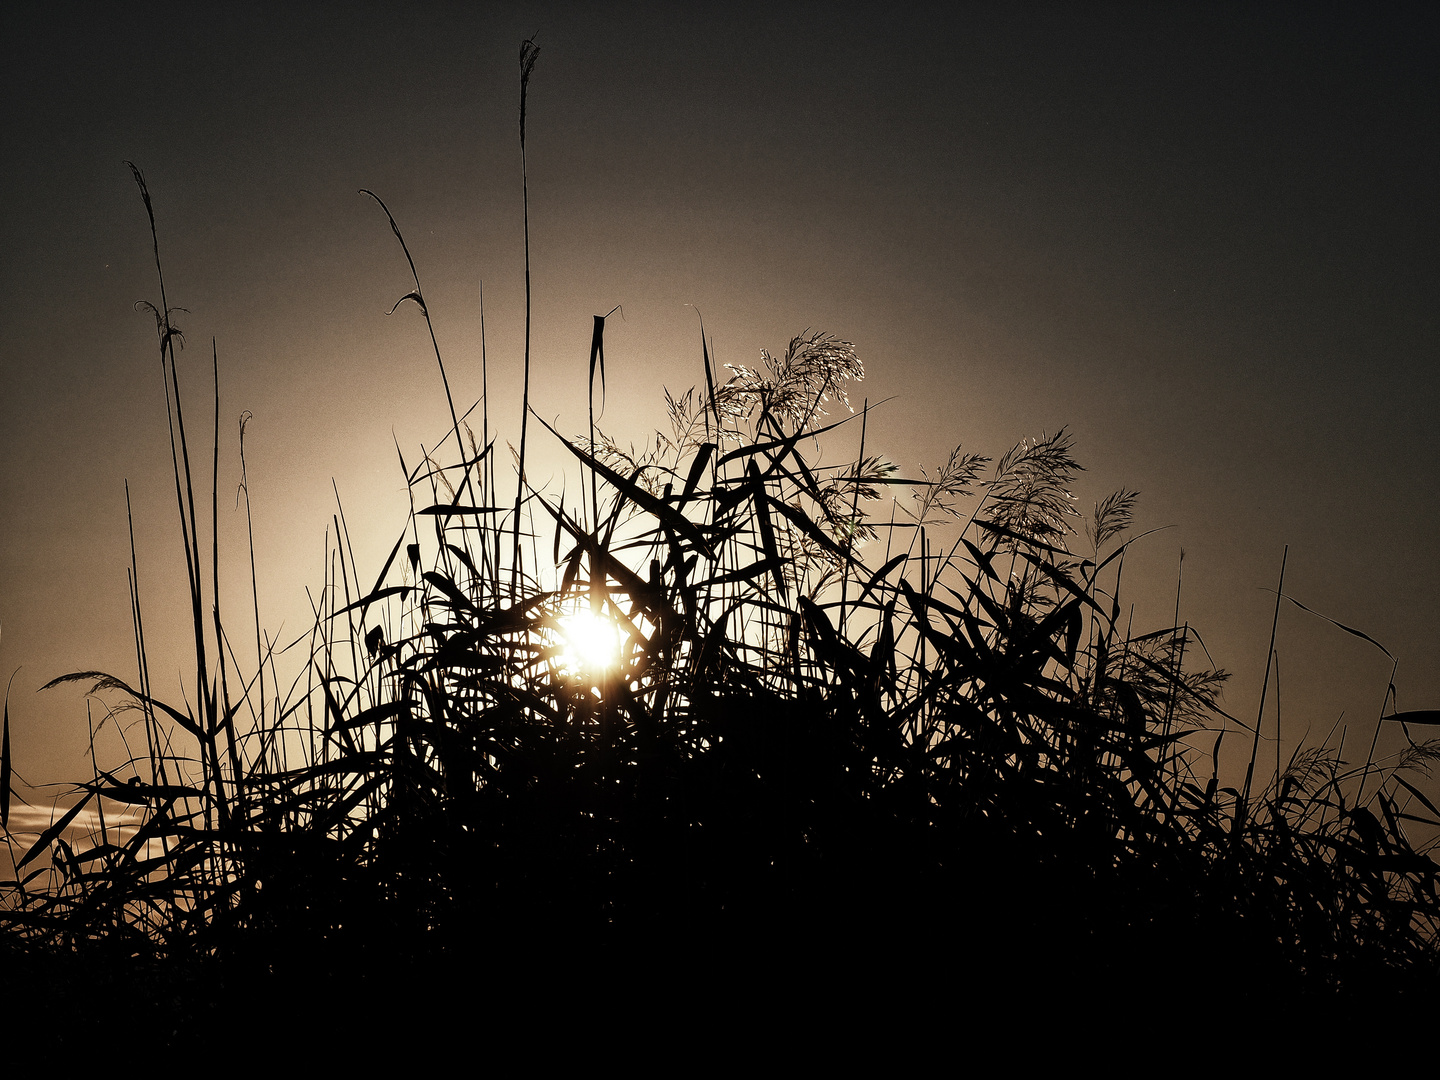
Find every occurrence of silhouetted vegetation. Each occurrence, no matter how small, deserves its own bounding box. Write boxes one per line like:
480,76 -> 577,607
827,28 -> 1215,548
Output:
6,44 -> 1440,1043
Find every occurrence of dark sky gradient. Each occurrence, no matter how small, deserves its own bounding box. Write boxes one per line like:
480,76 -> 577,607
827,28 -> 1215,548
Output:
2,2 -> 1437,792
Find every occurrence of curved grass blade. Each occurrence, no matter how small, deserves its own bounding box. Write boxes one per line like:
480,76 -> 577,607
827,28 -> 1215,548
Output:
1,672 -> 13,832
16,794 -> 93,872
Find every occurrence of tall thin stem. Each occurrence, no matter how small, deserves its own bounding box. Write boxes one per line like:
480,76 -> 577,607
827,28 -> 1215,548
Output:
239,412 -> 265,734
359,189 -> 465,470
514,37 -> 540,594
1244,545 -> 1287,805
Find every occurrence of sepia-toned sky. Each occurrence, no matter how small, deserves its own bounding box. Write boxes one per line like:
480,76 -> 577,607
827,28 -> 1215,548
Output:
2,2 -> 1437,800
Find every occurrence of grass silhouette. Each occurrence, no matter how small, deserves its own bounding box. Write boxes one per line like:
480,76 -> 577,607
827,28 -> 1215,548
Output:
5,43 -> 1440,1043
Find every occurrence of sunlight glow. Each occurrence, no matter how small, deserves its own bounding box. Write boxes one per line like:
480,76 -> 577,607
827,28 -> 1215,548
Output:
556,607 -> 623,677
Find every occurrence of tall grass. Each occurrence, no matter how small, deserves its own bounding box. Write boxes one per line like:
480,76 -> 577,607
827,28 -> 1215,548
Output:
5,46 -> 1440,1034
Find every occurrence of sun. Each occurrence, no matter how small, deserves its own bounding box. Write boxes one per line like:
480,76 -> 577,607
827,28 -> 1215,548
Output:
555,607 -> 623,677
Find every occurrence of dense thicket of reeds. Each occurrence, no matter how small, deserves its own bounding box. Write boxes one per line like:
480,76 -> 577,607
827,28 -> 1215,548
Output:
6,49 -> 1440,1039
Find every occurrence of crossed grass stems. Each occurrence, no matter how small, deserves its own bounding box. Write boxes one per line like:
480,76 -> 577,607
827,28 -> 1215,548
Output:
6,66 -> 1440,1001
8,300 -> 1440,991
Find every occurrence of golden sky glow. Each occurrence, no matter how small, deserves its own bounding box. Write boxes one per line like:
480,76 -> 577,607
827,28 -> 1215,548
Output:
1,3 -> 1436,797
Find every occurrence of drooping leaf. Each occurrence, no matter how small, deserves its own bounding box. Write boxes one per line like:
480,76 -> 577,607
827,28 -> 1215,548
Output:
417,504 -> 502,517
422,571 -> 479,615
1386,711 -> 1440,726
385,290 -> 427,317
39,671 -> 207,743
365,626 -> 385,657
1282,594 -> 1395,660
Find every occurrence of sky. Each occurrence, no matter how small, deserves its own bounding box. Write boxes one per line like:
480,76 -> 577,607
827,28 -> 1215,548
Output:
2,2 -> 1437,809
